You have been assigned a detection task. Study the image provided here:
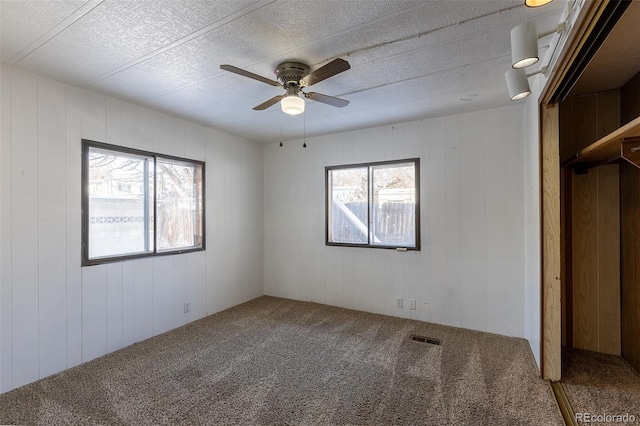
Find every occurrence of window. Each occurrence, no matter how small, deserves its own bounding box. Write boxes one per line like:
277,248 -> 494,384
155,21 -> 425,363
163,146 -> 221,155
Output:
82,140 -> 204,265
326,158 -> 419,249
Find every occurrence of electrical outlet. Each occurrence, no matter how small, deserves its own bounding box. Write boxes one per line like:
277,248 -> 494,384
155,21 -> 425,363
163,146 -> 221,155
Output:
409,299 -> 416,310
183,302 -> 190,313
396,297 -> 403,309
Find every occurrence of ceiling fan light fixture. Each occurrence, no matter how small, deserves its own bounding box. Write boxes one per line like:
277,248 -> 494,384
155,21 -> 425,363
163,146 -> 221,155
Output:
505,68 -> 531,101
511,22 -> 539,69
281,95 -> 305,115
525,0 -> 554,7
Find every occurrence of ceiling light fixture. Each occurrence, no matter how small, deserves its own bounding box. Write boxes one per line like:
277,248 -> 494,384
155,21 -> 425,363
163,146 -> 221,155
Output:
525,0 -> 554,7
281,95 -> 305,115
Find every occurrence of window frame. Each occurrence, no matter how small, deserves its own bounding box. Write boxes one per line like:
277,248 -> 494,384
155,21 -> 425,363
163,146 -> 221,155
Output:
81,139 -> 205,266
325,158 -> 420,250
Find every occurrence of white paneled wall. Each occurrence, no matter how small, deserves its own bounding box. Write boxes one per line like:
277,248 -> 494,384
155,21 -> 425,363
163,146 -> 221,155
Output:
523,75 -> 545,367
264,105 -> 526,338
0,65 -> 263,393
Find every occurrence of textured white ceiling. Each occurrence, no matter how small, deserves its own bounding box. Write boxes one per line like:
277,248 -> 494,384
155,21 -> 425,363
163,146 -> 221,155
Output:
0,0 -> 567,143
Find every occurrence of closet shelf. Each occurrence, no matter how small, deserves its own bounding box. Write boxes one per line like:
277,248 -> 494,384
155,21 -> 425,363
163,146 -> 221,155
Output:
562,115 -> 640,170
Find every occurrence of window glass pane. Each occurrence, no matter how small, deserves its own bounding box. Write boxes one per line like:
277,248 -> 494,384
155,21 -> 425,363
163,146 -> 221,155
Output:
371,162 -> 416,247
156,158 -> 203,251
328,167 -> 368,244
88,148 -> 154,259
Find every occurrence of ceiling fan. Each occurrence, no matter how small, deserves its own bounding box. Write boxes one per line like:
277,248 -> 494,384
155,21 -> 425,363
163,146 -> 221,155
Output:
219,58 -> 351,115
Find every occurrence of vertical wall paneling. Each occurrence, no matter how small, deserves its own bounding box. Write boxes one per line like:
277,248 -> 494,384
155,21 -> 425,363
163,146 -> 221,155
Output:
352,247 -> 371,313
459,113 -> 486,331
121,261 -> 135,348
620,72 -> 640,372
572,170 -> 598,350
37,78 -> 68,378
620,72 -> 640,125
369,249 -> 386,316
65,87 -> 83,369
81,91 -> 106,142
205,129 -> 219,315
80,87 -> 108,364
328,247 -> 344,309
105,97 -> 122,146
0,66 -> 12,393
559,90 -> 620,163
10,70 -> 40,388
196,251 -> 207,321
81,265 -> 107,362
485,110 -> 508,336
120,101 -> 134,148
523,76 -> 543,367
342,248 -> 355,310
311,139 -> 329,304
133,259 -> 154,342
505,107 -> 525,338
621,162 -> 640,372
152,257 -> 174,335
414,121 -> 429,323
174,255 -> 187,328
299,143 -> 316,303
263,105 -> 528,338
106,263 -> 123,353
216,139 -> 232,310
428,119 -> 447,325
0,65 -> 265,394
596,165 -> 620,355
392,251 -> 405,318
560,88 -> 622,356
444,116 -> 462,328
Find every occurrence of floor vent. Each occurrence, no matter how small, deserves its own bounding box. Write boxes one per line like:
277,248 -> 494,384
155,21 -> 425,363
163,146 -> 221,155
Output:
410,335 -> 441,345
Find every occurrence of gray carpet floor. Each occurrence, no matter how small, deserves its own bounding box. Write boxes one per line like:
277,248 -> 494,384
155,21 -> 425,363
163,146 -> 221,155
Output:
0,296 -> 562,425
562,348 -> 640,425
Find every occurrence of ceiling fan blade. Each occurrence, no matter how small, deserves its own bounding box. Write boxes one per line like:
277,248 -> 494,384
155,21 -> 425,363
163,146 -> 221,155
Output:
253,95 -> 285,110
220,64 -> 279,86
306,92 -> 350,108
301,58 -> 350,87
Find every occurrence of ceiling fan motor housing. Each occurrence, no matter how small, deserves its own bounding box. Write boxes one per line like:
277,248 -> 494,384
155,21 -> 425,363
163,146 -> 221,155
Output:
276,62 -> 309,88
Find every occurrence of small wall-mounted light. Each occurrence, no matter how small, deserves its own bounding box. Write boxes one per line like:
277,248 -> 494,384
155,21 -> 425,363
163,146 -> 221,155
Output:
511,22 -> 539,69
281,95 -> 305,115
505,69 -> 532,100
510,21 -> 567,69
505,66 -> 548,101
525,0 -> 554,7
504,10 -> 568,101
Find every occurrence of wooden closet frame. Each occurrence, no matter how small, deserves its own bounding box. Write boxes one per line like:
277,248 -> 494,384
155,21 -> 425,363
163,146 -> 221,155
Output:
538,0 -> 615,381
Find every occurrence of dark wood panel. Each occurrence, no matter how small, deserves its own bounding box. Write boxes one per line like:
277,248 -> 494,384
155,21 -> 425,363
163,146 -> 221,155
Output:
596,90 -> 620,139
597,165 -> 621,355
621,72 -> 640,125
560,98 -> 576,163
572,170 -> 598,351
573,95 -> 598,158
559,90 -> 621,164
621,162 -> 640,372
571,165 -> 621,355
561,167 -> 573,348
